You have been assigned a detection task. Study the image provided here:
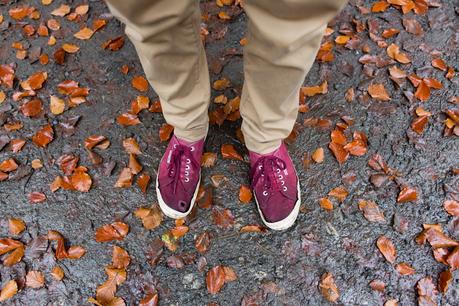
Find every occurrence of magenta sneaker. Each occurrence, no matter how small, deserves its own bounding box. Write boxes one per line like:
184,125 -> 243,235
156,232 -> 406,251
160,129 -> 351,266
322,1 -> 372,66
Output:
249,143 -> 301,230
156,134 -> 204,219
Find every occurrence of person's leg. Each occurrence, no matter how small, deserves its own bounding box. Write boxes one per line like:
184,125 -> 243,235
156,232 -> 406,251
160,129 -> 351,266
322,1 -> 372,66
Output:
242,0 -> 348,154
243,0 -> 348,230
105,0 -> 210,141
105,0 -> 209,218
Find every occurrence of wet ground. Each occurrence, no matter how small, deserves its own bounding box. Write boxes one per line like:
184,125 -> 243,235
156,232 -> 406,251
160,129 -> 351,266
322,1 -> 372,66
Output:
0,0 -> 459,305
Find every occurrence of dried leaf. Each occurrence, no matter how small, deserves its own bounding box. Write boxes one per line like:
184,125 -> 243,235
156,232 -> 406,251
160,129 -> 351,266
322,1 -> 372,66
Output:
32,124 -> 54,147
74,27 -> 94,40
26,271 -> 45,288
221,144 -> 243,161
159,123 -> 174,142
114,168 -> 133,188
358,200 -> 385,222
0,280 -> 18,302
206,265 -> 226,294
368,83 -> 391,101
397,186 -> 417,203
201,152 -> 217,167
112,246 -> 130,269
395,262 -> 415,275
377,235 -> 396,263
239,185 -> 252,203
132,76 -> 149,92
195,231 -> 211,254
319,272 -> 340,303
134,206 -> 162,230
95,222 -> 129,242
312,147 -> 324,163
8,218 -> 26,235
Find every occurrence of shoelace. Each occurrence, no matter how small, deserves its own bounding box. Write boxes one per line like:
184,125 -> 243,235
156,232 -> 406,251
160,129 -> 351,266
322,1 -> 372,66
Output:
250,156 -> 292,198
165,144 -> 199,194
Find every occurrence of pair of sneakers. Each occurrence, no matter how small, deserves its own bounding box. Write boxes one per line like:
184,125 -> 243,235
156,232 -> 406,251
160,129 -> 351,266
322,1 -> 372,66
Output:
156,134 -> 301,230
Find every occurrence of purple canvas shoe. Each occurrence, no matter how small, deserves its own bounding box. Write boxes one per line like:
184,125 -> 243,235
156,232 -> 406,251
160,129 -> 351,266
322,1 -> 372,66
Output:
249,143 -> 301,230
156,134 -> 205,219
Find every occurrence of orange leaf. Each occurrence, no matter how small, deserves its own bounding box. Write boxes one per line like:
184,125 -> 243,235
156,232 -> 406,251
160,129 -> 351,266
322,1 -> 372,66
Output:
368,83 -> 391,101
20,98 -> 43,117
26,271 -> 45,288
444,200 -> 459,216
134,206 -> 162,230
74,27 -> 94,40
320,197 -> 333,210
114,168 -> 133,188
137,173 -> 151,193
112,246 -> 130,269
212,206 -> 235,229
70,168 -> 92,192
212,78 -> 230,90
376,235 -> 397,263
28,191 -> 46,203
95,222 -> 129,242
0,280 -> 18,302
8,218 -> 26,235
206,266 -> 226,294
397,186 -> 417,203
159,123 -> 174,142
0,158 -> 18,172
395,262 -> 415,275
372,1 -> 390,12
123,137 -> 141,155
239,185 -> 252,203
221,144 -> 243,161
117,113 -> 141,126
319,272 -> 340,303
32,124 -> 54,147
201,152 -> 217,168
432,58 -> 447,71
131,76 -> 149,92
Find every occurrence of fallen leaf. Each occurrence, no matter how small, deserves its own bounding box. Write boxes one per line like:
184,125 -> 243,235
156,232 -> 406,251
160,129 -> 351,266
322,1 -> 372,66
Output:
432,58 -> 447,71
8,218 -> 26,235
195,231 -> 211,254
212,206 -> 235,229
51,266 -> 64,281
50,95 -> 65,114
201,152 -> 217,167
377,235 -> 396,263
221,144 -> 243,161
20,98 -> 43,117
444,200 -> 459,216
135,206 -> 163,230
132,76 -> 149,92
320,197 -> 333,210
319,272 -> 340,303
212,78 -> 230,90
137,173 -> 150,193
26,271 -> 45,288
51,4 -> 70,16
397,186 -> 417,203
368,83 -> 391,101
112,246 -> 130,269
358,200 -> 385,222
114,168 -> 133,188
95,222 -> 129,242
206,265 -> 226,294
159,123 -> 174,142
395,262 -> 415,275
74,27 -> 94,40
438,269 -> 452,293
239,185 -> 252,203
32,124 -> 54,147
28,191 -> 46,203
312,147 -> 324,163
0,280 -> 18,302
0,158 -> 18,172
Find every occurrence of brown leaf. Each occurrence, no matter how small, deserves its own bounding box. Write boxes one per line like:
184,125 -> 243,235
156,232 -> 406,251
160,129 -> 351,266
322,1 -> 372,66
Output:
240,224 -> 267,233
139,293 -> 159,306
312,147 -> 324,163
102,36 -> 125,51
328,186 -> 348,203
3,245 -> 25,266
417,276 -> 438,302
319,197 -> 333,210
415,80 -> 430,101
425,228 -> 459,249
212,78 -> 230,90
28,191 -> 46,203
301,81 -> 328,97
114,168 -> 133,188
358,200 -> 385,222
131,76 -> 149,92
328,142 -> 349,165
21,71 -> 47,90
159,123 -> 174,142
432,58 -> 447,71
74,27 -> 94,40
66,245 -> 86,259
444,200 -> 459,216
223,266 -> 237,282
0,158 -> 18,172
397,186 -> 417,203
8,218 -> 26,235
376,235 -> 396,263
117,113 -> 141,126
95,222 -> 129,242
130,96 -> 150,114
195,231 -> 211,254
20,98 -> 43,117
51,266 -> 65,281
51,4 -> 70,16
438,269 -> 452,293
212,206 -> 235,229
84,135 -> 107,150
319,272 -> 340,303
221,144 -> 243,161
239,185 -> 252,203
368,83 -> 391,101
411,115 -> 429,134
0,280 -> 18,302
62,43 -> 80,53
129,154 -> 142,175
112,246 -> 130,269
206,265 -> 226,294
70,167 -> 92,192
134,206 -> 162,230
395,262 -> 415,275
26,271 -> 45,288
369,279 -> 385,292
201,152 -> 217,168
137,173 -> 151,193
32,124 -> 54,147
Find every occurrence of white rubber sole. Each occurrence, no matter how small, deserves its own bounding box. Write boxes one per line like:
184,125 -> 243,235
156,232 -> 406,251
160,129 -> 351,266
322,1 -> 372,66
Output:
156,168 -> 201,220
254,180 -> 301,231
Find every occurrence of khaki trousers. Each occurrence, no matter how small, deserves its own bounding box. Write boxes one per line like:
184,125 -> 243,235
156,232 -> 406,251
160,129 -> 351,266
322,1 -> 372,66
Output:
105,0 -> 347,154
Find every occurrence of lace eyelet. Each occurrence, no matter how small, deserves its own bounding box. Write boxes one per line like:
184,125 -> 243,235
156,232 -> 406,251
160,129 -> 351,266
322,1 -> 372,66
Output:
185,165 -> 190,170
190,147 -> 195,151
186,158 -> 191,164
258,165 -> 263,170
185,171 -> 189,176
278,175 -> 283,179
281,181 -> 285,185
173,144 -> 177,148
283,186 -> 287,191
276,169 -> 281,173
184,177 -> 190,182
262,191 -> 268,196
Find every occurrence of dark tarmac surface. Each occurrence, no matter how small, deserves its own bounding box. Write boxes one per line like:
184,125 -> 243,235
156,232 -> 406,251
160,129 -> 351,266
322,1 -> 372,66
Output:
0,0 -> 459,305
